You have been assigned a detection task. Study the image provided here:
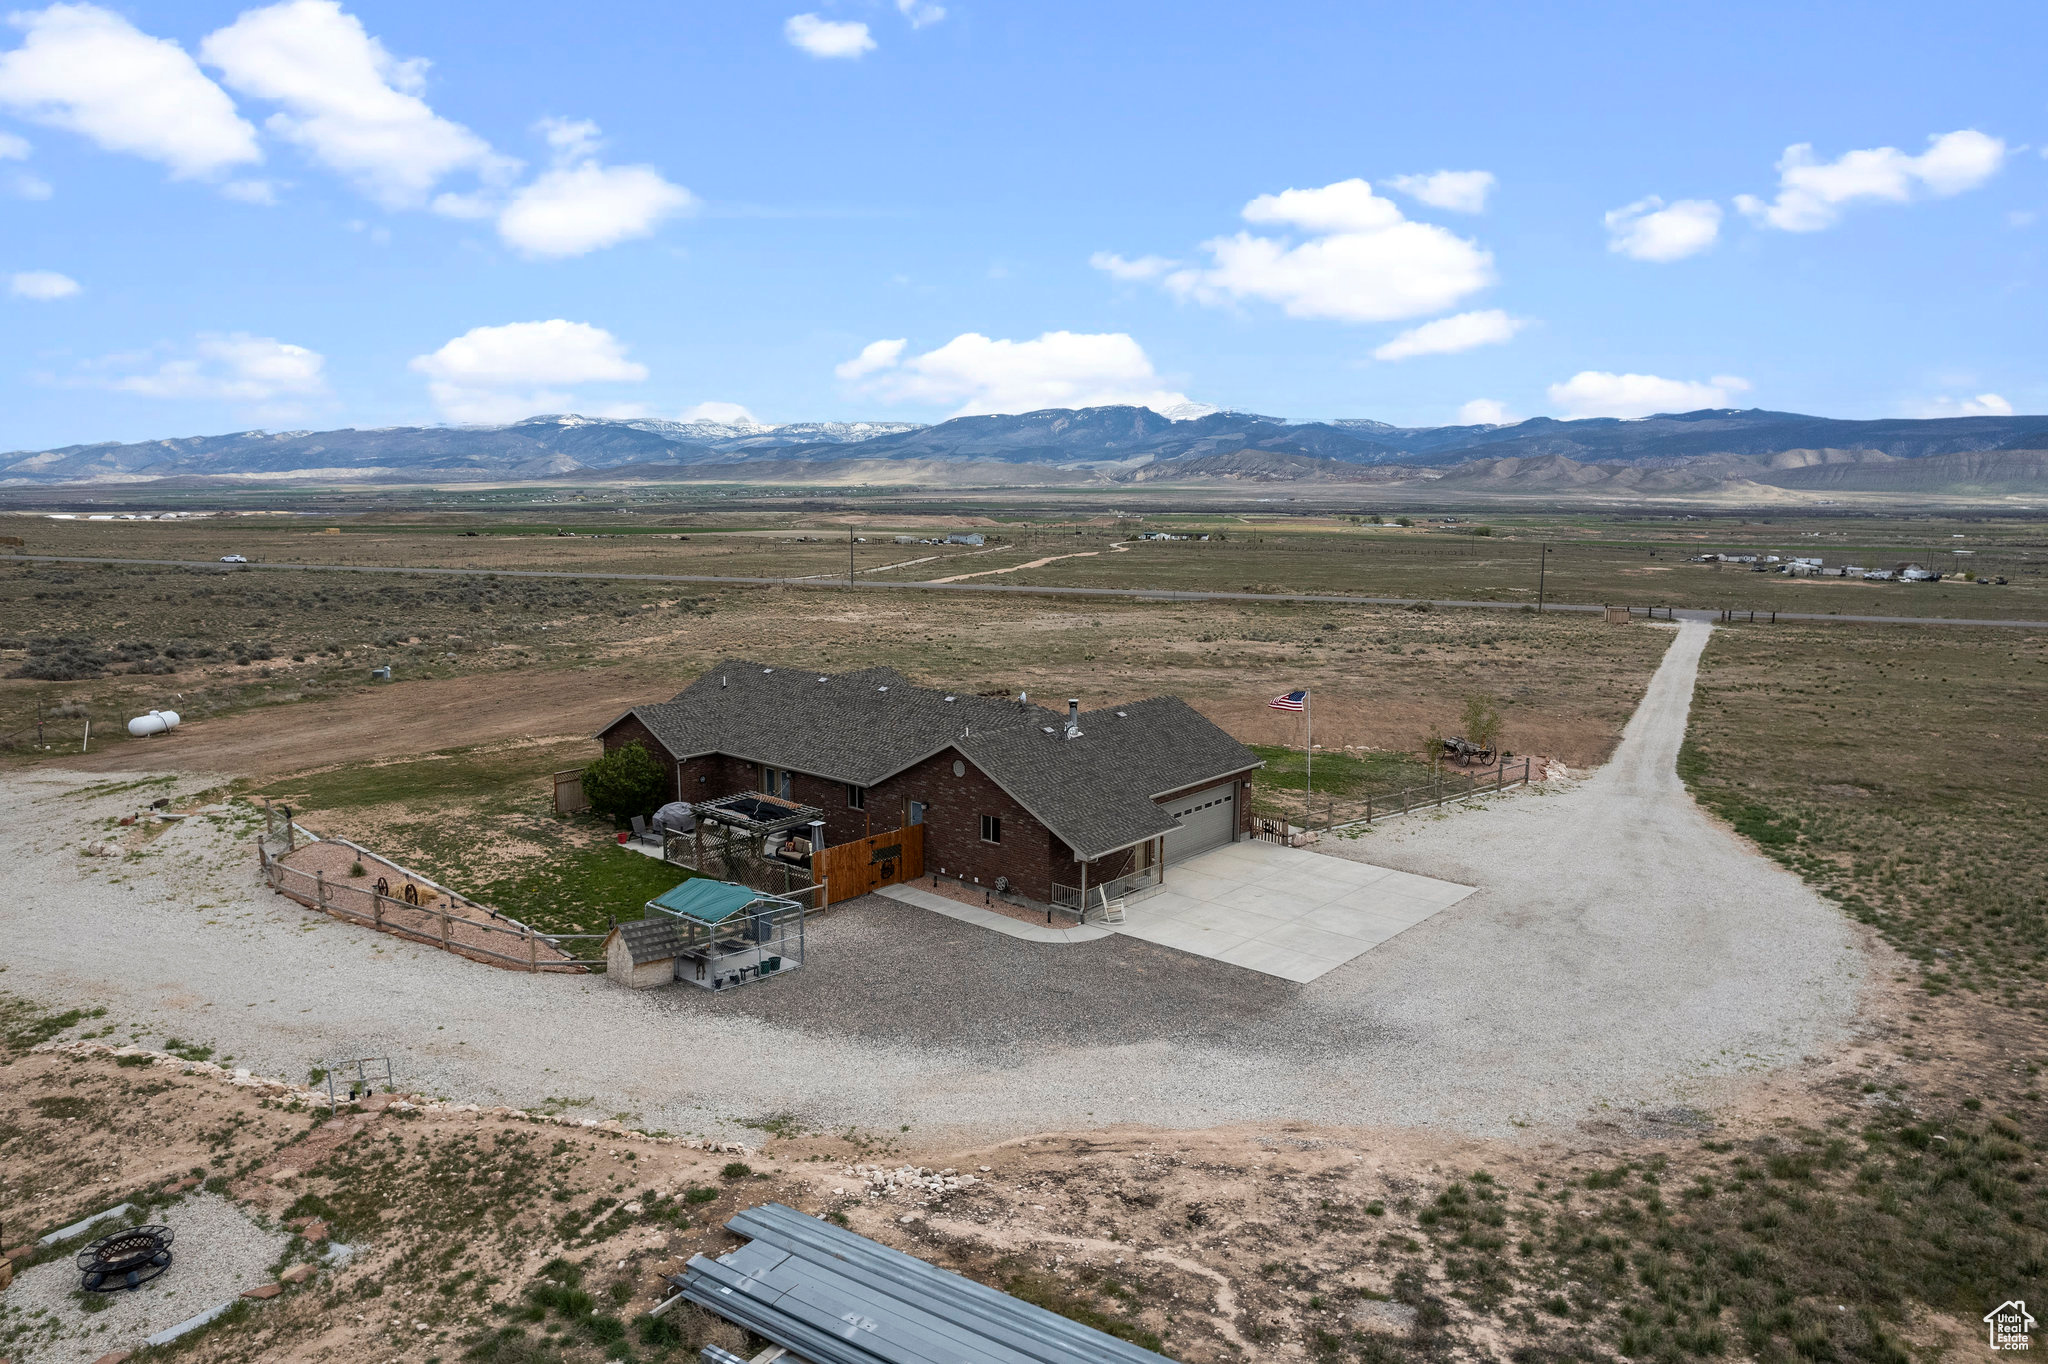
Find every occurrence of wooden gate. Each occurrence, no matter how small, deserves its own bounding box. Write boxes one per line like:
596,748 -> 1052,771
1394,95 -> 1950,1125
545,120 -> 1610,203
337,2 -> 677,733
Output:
552,769 -> 589,815
813,824 -> 924,906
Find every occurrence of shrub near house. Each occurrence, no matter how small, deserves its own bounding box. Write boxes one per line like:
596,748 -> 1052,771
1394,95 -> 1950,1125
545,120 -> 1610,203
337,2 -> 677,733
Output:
582,740 -> 664,824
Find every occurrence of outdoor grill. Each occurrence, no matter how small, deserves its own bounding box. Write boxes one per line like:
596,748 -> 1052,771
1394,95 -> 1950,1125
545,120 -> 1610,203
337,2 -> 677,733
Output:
77,1225 -> 174,1292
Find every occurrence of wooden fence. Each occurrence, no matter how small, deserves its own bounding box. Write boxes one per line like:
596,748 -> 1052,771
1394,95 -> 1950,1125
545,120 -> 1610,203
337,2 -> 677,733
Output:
259,838 -> 603,973
1255,756 -> 1536,836
812,824 -> 924,906
552,769 -> 589,815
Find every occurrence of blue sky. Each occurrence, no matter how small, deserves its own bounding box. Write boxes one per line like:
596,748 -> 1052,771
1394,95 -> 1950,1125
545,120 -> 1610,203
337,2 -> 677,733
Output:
0,0 -> 2041,449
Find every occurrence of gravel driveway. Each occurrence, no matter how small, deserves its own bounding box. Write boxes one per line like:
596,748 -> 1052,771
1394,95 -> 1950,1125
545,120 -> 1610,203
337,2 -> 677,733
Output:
0,621 -> 1867,1144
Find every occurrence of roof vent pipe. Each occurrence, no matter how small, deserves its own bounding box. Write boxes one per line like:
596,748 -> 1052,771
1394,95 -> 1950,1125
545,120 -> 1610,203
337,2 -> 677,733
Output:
1066,698 -> 1082,740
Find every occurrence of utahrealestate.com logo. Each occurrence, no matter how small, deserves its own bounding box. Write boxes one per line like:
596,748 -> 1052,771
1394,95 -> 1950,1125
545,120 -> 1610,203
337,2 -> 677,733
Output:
1987,1301 -> 2037,1351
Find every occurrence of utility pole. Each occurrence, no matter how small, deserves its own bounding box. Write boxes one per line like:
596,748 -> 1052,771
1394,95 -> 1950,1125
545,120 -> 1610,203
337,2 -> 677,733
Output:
1537,543 -> 1549,613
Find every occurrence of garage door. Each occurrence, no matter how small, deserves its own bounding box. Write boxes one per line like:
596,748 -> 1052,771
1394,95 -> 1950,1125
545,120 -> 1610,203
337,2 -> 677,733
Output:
1163,782 -> 1237,864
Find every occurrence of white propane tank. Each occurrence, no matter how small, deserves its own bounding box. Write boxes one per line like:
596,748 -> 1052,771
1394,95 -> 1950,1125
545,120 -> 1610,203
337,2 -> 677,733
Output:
126,709 -> 181,738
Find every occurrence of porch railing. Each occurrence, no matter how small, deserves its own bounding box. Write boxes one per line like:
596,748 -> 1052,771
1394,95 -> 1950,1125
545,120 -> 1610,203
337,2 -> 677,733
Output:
1051,865 -> 1164,918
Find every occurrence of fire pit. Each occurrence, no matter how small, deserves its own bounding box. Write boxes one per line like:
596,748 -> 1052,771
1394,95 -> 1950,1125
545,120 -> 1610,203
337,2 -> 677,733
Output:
77,1224 -> 175,1292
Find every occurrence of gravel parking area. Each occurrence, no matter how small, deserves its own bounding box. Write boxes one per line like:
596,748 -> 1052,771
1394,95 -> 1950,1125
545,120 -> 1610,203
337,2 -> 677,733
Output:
0,621 -> 1868,1144
0,1194 -> 288,1364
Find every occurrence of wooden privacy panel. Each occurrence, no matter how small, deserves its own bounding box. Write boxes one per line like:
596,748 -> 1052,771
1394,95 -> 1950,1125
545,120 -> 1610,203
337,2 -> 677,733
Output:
553,769 -> 590,815
814,823 -> 924,906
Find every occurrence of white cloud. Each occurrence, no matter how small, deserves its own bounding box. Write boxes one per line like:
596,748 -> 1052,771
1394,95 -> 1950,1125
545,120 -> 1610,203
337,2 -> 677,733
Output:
1547,370 -> 1751,419
10,269 -> 79,299
1456,398 -> 1516,426
1125,178 -> 1493,323
409,319 -> 647,422
221,178 -> 277,204
1089,251 -> 1178,282
0,129 -> 27,159
1387,169 -> 1494,213
1734,130 -> 2007,232
0,3 -> 259,179
537,116 -> 603,161
895,0 -> 946,27
200,0 -> 513,210
1373,309 -> 1525,361
785,14 -> 875,58
1912,392 -> 2014,418
679,401 -> 763,426
496,158 -> 695,258
837,330 -> 1192,417
834,337 -> 906,380
1604,196 -> 1722,262
102,332 -> 327,403
8,171 -> 50,198
1240,178 -> 1403,234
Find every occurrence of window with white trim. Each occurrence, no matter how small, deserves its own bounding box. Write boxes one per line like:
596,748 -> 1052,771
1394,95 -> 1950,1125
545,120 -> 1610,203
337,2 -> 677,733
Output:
847,784 -> 865,810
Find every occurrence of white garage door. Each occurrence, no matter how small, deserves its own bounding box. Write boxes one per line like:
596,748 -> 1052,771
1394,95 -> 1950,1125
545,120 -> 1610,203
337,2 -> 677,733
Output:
1163,782 -> 1237,864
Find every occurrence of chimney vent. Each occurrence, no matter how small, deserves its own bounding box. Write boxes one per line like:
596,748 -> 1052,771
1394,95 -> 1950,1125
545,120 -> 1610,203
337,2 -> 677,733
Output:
1065,698 -> 1082,740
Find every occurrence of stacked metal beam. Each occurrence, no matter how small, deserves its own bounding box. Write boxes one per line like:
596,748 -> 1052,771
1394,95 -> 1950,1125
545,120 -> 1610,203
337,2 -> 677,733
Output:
677,1203 -> 1172,1364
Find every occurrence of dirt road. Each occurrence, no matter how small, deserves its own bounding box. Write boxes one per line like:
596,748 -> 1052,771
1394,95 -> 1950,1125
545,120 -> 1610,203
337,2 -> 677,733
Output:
42,662 -> 671,779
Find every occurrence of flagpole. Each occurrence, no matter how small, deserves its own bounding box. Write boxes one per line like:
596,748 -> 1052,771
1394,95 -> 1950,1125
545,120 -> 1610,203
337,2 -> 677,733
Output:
1305,690 -> 1312,828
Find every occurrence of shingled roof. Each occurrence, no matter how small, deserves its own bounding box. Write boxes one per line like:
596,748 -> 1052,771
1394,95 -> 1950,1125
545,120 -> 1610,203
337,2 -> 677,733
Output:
607,916 -> 694,966
958,696 -> 1262,858
614,660 -> 1049,788
604,659 -> 1261,860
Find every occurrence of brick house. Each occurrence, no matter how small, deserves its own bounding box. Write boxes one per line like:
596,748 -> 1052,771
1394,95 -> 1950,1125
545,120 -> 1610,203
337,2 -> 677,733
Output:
596,660 -> 1263,904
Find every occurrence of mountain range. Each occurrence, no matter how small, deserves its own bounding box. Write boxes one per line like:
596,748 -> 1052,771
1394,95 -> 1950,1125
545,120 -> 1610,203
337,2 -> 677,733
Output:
5,406 -> 2048,497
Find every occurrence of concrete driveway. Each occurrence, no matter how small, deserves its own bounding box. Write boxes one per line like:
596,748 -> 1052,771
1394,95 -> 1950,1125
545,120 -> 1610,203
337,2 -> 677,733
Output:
1111,841 -> 1474,981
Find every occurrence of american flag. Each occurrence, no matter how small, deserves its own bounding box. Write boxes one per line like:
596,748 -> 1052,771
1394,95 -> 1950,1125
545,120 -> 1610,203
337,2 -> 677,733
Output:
1268,689 -> 1308,712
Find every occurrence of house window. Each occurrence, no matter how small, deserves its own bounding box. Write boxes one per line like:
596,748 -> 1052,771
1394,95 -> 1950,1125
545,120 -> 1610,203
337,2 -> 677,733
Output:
908,801 -> 926,825
761,766 -> 791,799
846,784 -> 865,810
981,814 -> 1001,844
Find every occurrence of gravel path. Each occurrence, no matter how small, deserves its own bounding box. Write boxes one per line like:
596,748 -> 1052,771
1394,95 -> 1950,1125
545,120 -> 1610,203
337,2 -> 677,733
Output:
0,1194 -> 288,1364
0,621 -> 1868,1144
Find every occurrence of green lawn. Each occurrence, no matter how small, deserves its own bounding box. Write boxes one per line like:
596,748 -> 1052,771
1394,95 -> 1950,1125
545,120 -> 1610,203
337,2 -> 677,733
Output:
476,843 -> 695,938
1247,742 -> 1433,797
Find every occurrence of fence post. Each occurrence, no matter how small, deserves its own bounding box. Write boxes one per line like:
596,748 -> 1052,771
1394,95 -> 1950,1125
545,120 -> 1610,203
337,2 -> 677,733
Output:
373,893 -> 384,931
1365,791 -> 1373,823
315,869 -> 327,912
440,903 -> 452,949
527,926 -> 538,973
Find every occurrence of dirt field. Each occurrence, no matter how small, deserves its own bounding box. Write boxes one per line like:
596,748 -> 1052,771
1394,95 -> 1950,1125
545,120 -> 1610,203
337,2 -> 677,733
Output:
8,506 -> 2044,619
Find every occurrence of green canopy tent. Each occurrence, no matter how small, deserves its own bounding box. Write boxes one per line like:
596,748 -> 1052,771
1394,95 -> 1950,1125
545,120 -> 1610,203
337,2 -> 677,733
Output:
644,878 -> 805,991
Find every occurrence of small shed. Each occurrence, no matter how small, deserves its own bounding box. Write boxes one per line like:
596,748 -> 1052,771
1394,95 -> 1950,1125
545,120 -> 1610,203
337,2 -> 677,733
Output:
645,878 -> 806,991
604,917 -> 695,989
